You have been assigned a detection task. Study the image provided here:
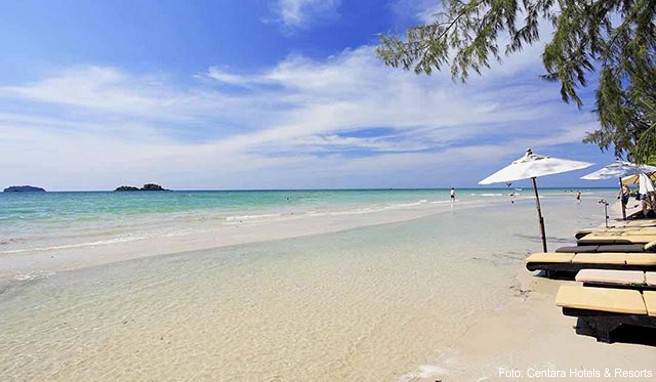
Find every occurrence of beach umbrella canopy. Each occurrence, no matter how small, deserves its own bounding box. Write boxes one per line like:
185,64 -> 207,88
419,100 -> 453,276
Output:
479,152 -> 593,184
639,173 -> 656,195
580,161 -> 656,180
622,172 -> 656,186
479,149 -> 594,252
581,161 -> 656,219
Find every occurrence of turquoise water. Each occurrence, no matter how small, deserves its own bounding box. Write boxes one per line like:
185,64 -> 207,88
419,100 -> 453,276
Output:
0,188 -> 614,255
0,188 -> 612,225
0,196 -> 628,381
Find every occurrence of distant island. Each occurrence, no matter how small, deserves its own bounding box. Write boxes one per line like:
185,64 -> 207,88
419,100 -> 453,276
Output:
115,183 -> 169,192
3,185 -> 46,192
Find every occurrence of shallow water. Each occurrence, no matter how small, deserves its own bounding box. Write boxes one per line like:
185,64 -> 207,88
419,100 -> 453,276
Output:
0,188 -> 610,255
0,195 -> 612,381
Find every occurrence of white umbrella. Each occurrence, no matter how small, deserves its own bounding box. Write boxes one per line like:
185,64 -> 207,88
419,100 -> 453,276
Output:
581,161 -> 656,180
623,172 -> 656,186
639,173 -> 656,195
581,161 -> 656,219
479,149 -> 593,252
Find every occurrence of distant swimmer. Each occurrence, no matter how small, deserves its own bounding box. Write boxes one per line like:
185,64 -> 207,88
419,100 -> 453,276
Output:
450,187 -> 456,202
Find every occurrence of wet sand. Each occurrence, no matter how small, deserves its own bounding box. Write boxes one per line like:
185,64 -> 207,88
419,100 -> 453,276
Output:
0,197 -> 505,281
1,194 -> 655,381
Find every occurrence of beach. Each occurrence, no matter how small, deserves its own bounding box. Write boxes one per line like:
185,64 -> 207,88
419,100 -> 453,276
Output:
1,189 -> 655,381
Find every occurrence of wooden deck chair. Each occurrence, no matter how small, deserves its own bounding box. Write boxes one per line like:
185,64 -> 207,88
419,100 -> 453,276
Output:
556,285 -> 656,343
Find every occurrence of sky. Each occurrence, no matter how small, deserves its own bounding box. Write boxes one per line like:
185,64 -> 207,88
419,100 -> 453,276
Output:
0,0 -> 620,190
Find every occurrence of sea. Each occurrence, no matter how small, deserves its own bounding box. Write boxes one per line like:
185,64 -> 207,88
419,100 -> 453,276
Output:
0,188 -> 611,253
0,187 -> 620,381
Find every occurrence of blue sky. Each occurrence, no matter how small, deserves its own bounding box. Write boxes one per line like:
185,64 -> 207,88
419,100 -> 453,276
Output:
0,0 -> 619,190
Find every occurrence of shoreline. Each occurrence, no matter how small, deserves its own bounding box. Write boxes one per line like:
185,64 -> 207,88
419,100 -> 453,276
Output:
0,196 -> 526,282
408,204 -> 656,382
3,192 -> 655,381
409,261 -> 656,381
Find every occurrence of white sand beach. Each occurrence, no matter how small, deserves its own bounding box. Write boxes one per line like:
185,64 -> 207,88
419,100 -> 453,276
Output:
1,196 -> 500,281
1,192 -> 655,381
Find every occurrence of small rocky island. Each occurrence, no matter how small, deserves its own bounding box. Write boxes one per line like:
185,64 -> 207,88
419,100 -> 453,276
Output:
3,185 -> 46,192
114,183 -> 169,192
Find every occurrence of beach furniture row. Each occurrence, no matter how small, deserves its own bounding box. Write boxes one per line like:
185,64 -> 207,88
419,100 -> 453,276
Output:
526,220 -> 656,343
527,222 -> 656,275
555,277 -> 656,343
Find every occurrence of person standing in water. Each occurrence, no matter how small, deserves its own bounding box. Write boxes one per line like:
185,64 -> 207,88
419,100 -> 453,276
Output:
450,187 -> 456,202
576,191 -> 581,204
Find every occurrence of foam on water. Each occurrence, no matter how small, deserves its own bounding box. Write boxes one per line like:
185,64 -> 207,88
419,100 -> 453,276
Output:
225,213 -> 283,222
0,235 -> 147,255
0,189 -> 611,256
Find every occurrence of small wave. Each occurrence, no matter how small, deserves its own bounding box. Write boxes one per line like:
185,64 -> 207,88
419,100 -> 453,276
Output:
471,193 -> 503,197
329,208 -> 378,216
225,213 -> 282,222
385,202 -> 424,208
381,199 -> 430,209
0,235 -> 146,255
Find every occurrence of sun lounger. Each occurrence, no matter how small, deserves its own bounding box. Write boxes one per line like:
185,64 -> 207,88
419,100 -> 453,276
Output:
575,225 -> 656,239
648,272 -> 656,287
556,244 -> 650,253
574,253 -> 627,264
575,269 -> 647,288
556,285 -> 656,343
525,253 -> 656,274
574,220 -> 656,239
623,219 -> 656,227
578,235 -> 656,245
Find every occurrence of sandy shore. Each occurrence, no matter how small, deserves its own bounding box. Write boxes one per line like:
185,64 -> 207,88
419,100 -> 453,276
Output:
408,264 -> 656,381
0,197 -> 507,281
2,194 -> 655,381
410,204 -> 656,382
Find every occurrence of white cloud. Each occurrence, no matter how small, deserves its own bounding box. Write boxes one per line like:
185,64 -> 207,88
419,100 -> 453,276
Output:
270,0 -> 341,30
0,44 -> 600,190
389,0 -> 441,24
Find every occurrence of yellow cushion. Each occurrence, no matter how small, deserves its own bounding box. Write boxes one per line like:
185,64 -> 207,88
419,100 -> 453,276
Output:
646,272 -> 656,287
556,286 -> 647,315
575,269 -> 645,285
577,236 -> 619,244
592,231 -> 623,236
645,241 -> 656,251
618,232 -> 656,240
626,254 -> 656,266
579,235 -> 656,245
582,229 -> 656,236
624,219 -> 656,227
526,253 -> 575,263
616,235 -> 656,243
572,253 -> 626,264
625,229 -> 656,235
644,291 -> 656,317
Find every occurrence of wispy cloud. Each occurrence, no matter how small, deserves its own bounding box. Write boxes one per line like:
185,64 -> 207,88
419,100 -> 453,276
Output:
0,44 -> 599,190
389,0 -> 441,24
268,0 -> 341,31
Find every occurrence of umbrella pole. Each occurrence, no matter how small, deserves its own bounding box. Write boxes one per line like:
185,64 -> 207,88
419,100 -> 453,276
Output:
619,177 -> 626,220
531,177 -> 548,252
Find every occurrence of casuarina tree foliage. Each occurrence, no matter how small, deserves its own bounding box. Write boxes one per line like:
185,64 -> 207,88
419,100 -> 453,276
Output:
376,0 -> 656,162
